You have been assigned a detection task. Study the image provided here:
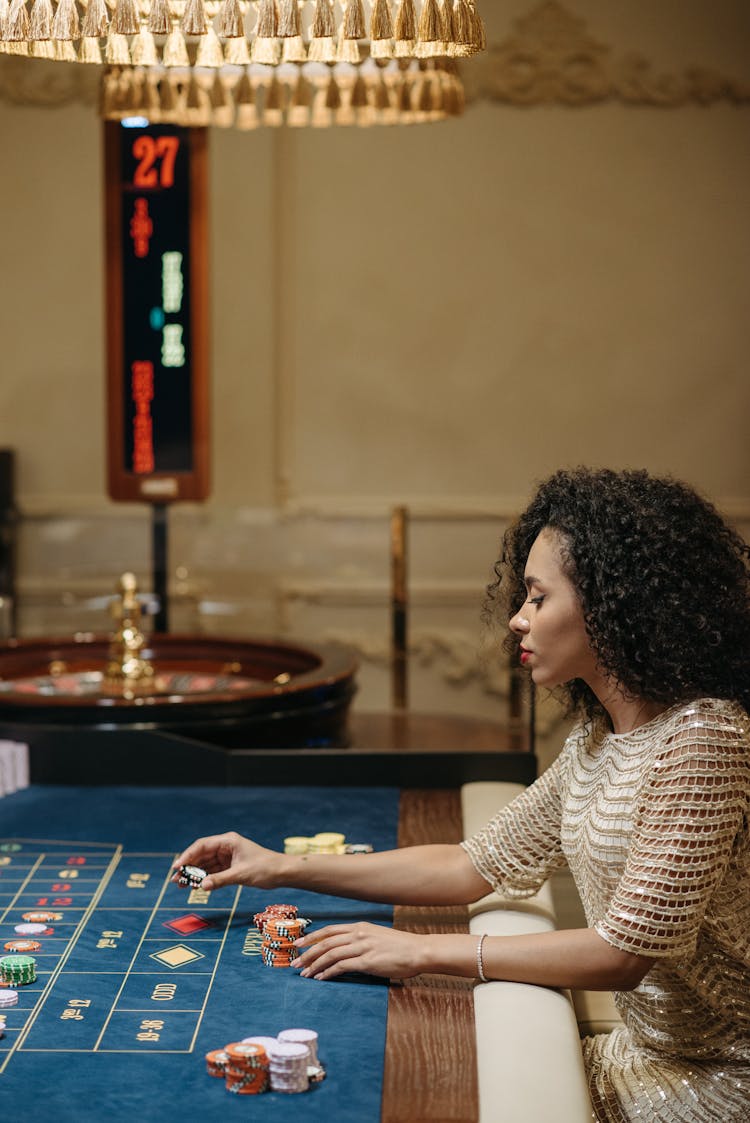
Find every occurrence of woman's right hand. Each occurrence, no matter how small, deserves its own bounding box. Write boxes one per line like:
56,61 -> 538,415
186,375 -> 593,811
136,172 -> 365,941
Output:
172,831 -> 282,892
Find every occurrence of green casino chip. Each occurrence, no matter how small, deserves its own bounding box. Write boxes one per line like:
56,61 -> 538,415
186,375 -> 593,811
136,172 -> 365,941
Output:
0,954 -> 37,985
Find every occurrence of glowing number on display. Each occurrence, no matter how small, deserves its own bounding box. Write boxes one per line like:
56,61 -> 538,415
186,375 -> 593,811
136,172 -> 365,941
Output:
132,136 -> 180,189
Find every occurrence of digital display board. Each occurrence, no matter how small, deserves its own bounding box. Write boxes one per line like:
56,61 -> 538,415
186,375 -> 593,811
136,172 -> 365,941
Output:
105,122 -> 210,502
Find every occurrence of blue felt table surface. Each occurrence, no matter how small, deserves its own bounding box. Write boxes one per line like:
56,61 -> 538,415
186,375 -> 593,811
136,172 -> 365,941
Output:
0,785 -> 400,1122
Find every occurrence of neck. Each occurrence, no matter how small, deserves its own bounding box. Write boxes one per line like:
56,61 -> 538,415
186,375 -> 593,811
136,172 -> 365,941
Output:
590,675 -> 668,734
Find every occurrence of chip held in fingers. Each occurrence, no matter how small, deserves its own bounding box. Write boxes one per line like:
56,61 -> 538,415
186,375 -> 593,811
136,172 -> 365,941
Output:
177,864 -> 207,889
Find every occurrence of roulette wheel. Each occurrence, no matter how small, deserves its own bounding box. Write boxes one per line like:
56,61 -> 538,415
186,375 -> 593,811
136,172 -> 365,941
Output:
0,575 -> 357,781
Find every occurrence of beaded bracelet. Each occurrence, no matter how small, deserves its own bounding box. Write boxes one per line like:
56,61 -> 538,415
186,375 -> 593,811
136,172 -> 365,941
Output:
476,933 -> 488,983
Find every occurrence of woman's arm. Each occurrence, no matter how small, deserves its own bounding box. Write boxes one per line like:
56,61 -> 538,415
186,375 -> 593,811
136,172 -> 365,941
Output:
294,923 -> 655,991
173,832 -> 492,906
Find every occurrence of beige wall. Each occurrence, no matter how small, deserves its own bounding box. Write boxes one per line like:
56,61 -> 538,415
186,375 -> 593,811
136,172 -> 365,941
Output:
0,1 -> 748,735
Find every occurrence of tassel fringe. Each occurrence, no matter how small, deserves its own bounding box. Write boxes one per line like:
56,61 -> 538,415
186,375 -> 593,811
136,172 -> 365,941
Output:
217,0 -> 244,39
181,0 -> 207,37
81,0 -> 108,38
255,0 -> 277,38
105,31 -> 130,64
146,0 -> 170,36
3,0 -> 486,64
6,0 -> 30,42
131,26 -> 158,65
99,57 -> 465,127
163,26 -> 189,66
29,0 -> 52,40
342,0 -> 365,40
111,0 -> 138,37
277,0 -> 300,38
310,0 -> 333,38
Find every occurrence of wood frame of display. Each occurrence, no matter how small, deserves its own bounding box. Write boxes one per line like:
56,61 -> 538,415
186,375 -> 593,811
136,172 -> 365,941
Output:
104,121 -> 210,503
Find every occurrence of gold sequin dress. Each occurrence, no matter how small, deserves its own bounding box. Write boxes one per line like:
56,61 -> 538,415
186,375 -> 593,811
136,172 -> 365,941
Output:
461,698 -> 750,1122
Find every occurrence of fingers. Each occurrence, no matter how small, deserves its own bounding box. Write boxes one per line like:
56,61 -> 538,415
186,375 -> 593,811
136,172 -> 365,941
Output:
296,928 -> 366,981
171,832 -> 240,888
294,925 -> 353,978
294,923 -> 387,981
171,833 -> 282,892
295,923 -> 424,982
173,833 -> 232,870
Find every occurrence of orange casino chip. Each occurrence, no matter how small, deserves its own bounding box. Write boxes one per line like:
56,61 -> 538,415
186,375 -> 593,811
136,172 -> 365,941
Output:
4,941 -> 41,953
223,1042 -> 270,1093
264,917 -> 304,938
205,1048 -> 229,1077
225,1041 -> 268,1065
21,912 -> 62,923
225,1071 -> 268,1094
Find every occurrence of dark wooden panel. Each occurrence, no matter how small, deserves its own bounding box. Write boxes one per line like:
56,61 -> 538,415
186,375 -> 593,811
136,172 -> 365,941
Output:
382,790 -> 478,1123
351,711 -> 528,753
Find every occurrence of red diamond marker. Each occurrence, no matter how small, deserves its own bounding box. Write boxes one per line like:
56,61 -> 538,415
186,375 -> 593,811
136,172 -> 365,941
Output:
163,913 -> 211,935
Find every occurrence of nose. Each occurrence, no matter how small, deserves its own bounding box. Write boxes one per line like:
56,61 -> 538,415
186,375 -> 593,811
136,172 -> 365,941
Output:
509,611 -> 530,636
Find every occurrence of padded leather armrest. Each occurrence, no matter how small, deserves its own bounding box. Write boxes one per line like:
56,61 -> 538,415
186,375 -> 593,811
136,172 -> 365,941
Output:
474,981 -> 594,1123
461,781 -> 556,923
462,781 -> 598,1121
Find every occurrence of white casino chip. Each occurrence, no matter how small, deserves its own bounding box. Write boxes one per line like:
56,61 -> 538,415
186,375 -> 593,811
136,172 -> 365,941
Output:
14,923 -> 47,936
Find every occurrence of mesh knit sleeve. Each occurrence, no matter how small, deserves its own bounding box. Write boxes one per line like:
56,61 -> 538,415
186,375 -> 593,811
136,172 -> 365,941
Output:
596,702 -> 750,959
460,741 -> 569,898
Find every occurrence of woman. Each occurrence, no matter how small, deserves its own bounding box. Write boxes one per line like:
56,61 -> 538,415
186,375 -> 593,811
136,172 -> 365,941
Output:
175,467 -> 750,1122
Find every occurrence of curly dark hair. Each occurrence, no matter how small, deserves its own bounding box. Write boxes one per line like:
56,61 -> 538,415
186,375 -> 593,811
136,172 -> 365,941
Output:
486,467 -> 750,721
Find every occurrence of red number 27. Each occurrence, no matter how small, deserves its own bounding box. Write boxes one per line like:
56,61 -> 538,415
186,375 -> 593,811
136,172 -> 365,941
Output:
132,136 -> 180,189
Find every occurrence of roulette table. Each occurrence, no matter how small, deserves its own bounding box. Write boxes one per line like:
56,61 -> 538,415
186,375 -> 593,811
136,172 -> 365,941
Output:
0,782 -> 479,1122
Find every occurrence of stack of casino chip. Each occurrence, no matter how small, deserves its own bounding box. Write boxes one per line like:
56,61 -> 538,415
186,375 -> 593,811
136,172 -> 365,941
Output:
205,1048 -> 230,1078
267,1040 -> 310,1093
260,916 -> 306,968
283,833 -> 373,855
204,1029 -> 324,1094
283,836 -> 315,855
0,954 -> 36,986
253,902 -> 298,933
278,1027 -> 325,1083
284,832 -> 346,855
309,832 -> 346,854
0,989 -> 19,1009
278,1027 -> 319,1065
223,1041 -> 270,1094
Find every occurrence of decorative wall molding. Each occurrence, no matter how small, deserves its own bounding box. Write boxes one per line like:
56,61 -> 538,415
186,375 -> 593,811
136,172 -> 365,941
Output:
15,491 -> 750,527
2,5 -> 749,112
472,2 -> 750,108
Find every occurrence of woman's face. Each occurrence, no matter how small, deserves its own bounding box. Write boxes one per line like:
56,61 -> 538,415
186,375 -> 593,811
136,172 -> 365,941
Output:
509,527 -> 599,689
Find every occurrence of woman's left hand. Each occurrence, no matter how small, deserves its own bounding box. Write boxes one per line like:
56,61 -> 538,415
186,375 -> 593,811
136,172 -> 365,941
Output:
294,922 -> 426,981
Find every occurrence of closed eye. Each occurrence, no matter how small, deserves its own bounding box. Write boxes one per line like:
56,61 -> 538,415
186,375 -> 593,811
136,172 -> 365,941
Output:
528,595 -> 545,606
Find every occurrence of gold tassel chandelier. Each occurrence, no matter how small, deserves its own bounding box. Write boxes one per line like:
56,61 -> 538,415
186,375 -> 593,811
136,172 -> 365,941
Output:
101,57 -> 465,128
0,0 -> 486,69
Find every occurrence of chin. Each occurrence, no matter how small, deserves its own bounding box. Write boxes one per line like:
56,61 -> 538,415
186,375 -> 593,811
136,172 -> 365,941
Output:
531,668 -> 561,689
